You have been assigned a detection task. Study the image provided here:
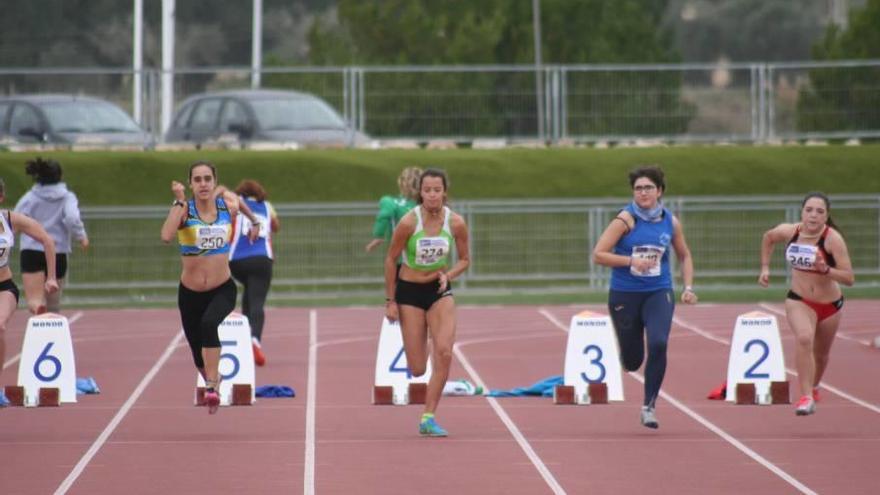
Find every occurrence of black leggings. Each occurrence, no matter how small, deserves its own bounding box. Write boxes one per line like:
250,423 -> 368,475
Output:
230,256 -> 273,341
178,278 -> 237,369
608,289 -> 675,408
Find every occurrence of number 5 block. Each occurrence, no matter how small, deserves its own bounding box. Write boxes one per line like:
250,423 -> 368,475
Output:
195,312 -> 256,406
17,313 -> 77,406
725,312 -> 787,404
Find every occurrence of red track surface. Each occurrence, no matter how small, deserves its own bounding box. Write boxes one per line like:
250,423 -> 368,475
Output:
1,301 -> 878,494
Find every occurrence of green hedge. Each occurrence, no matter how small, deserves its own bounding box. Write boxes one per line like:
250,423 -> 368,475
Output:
0,144 -> 877,205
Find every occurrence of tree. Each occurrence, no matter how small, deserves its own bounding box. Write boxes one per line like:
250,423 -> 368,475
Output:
797,0 -> 880,132
301,0 -> 692,138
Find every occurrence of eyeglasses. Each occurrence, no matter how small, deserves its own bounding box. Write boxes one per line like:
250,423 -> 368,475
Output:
633,184 -> 657,193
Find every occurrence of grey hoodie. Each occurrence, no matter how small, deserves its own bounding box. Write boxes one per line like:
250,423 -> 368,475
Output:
14,183 -> 87,254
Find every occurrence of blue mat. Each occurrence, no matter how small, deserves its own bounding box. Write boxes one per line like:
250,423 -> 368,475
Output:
76,377 -> 101,395
486,375 -> 563,397
255,385 -> 295,398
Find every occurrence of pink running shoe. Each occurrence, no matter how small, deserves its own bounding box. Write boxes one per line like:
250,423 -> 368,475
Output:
205,390 -> 220,415
812,387 -> 821,402
795,395 -> 816,416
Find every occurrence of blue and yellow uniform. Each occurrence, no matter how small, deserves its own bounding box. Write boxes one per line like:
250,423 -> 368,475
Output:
177,198 -> 234,256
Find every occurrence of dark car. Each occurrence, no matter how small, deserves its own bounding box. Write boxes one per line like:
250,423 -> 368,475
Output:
164,89 -> 370,148
0,94 -> 151,147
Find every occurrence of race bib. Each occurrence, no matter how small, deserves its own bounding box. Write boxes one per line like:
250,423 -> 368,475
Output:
243,214 -> 270,238
630,245 -> 665,277
197,226 -> 229,250
0,238 -> 10,267
415,237 -> 449,266
786,243 -> 817,270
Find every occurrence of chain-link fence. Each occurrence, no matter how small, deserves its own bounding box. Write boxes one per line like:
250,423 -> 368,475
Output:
2,60 -> 879,145
8,194 -> 874,304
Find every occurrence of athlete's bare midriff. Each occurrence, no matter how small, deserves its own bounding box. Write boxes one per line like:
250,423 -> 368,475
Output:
180,255 -> 231,292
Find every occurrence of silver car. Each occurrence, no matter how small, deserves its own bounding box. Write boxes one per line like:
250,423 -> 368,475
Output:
0,94 -> 151,148
164,89 -> 369,148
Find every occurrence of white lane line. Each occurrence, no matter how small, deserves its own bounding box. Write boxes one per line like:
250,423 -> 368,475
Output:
54,329 -> 183,495
303,309 -> 317,495
4,311 -> 84,370
672,315 -> 730,345
630,372 -> 817,495
758,302 -> 871,346
539,309 -> 817,495
453,345 -> 566,495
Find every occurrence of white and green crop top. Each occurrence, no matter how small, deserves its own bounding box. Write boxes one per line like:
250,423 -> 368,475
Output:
403,206 -> 455,271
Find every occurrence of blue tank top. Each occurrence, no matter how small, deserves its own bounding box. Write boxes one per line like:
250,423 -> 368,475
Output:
229,197 -> 274,261
610,204 -> 674,292
177,198 -> 233,256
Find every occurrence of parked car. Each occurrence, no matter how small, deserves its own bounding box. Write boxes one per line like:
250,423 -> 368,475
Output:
0,94 -> 151,147
164,89 -> 369,148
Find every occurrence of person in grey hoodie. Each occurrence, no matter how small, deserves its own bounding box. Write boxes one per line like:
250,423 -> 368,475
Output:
14,157 -> 88,314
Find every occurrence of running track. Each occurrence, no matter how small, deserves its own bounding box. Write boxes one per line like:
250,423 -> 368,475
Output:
1,301 -> 878,494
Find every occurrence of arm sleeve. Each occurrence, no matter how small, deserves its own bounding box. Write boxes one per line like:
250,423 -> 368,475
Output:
63,192 -> 88,240
371,196 -> 396,239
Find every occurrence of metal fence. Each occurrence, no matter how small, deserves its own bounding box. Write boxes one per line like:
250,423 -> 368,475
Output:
2,60 -> 879,144
11,194 -> 875,304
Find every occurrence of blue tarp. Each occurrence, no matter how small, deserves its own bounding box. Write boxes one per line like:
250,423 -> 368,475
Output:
486,375 -> 563,397
76,377 -> 100,395
255,385 -> 295,398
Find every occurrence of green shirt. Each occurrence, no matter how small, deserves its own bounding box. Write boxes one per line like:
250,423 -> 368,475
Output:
372,195 -> 417,242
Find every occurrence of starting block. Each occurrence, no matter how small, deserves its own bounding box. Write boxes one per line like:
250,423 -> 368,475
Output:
726,312 -> 786,405
17,313 -> 77,406
553,382 -> 609,405
556,310 -> 623,405
373,317 -> 431,405
734,381 -> 791,405
194,312 -> 256,406
38,387 -> 60,407
4,385 -> 25,406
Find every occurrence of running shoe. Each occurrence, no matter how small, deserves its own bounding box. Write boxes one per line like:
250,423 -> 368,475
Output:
205,390 -> 221,415
252,339 -> 266,367
812,387 -> 821,403
640,406 -> 659,429
419,417 -> 448,437
795,395 -> 816,416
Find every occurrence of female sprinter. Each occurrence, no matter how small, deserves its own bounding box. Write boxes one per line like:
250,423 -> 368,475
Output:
759,192 -> 854,416
384,168 -> 470,437
161,161 -> 259,414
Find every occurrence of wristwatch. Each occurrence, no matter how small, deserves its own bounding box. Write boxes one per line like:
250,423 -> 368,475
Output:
172,199 -> 186,208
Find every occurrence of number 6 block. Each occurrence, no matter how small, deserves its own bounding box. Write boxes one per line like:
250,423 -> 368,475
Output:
725,312 -> 787,404
17,313 -> 77,406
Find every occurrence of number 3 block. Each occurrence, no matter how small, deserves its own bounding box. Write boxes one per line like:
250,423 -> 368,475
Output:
560,311 -> 624,404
